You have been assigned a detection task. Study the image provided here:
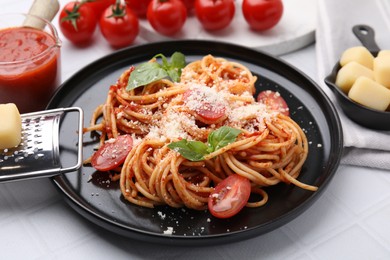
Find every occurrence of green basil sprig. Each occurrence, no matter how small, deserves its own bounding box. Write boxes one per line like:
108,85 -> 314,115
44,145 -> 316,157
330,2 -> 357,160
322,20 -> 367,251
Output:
126,52 -> 186,91
167,126 -> 242,161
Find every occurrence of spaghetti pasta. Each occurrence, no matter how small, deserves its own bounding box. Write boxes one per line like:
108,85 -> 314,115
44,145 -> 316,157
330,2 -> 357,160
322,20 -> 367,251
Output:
84,54 -> 318,213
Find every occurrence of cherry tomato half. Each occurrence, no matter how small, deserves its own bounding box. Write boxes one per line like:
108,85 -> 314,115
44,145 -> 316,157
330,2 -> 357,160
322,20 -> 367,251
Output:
257,90 -> 290,116
59,1 -> 98,45
91,134 -> 133,172
242,0 -> 283,31
208,174 -> 251,218
196,102 -> 226,123
195,0 -> 235,31
85,0 -> 116,18
125,0 -> 152,18
100,4 -> 139,48
147,0 -> 187,36
183,89 -> 226,123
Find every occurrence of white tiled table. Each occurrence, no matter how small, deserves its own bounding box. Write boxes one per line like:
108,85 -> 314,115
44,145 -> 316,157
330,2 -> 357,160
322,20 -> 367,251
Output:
1,1 -> 390,259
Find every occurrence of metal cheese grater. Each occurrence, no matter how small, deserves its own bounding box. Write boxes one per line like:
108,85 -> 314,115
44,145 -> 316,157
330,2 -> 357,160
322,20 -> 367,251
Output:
0,107 -> 83,182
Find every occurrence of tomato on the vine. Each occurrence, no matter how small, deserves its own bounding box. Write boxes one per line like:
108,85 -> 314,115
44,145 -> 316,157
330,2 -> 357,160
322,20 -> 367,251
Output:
100,2 -> 139,48
125,0 -> 152,18
242,0 -> 284,31
195,0 -> 235,31
208,174 -> 251,219
59,1 -> 98,45
91,135 -> 134,172
147,0 -> 187,36
257,90 -> 289,116
85,0 -> 116,18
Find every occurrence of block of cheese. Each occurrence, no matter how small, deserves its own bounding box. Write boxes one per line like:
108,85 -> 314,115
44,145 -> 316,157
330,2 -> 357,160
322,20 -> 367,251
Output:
377,50 -> 390,58
340,46 -> 374,69
335,61 -> 374,93
0,103 -> 22,149
348,77 -> 390,111
373,56 -> 390,89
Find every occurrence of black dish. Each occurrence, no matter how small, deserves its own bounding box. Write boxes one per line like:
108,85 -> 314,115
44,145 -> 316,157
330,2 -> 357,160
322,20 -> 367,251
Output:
324,25 -> 390,130
47,40 -> 343,246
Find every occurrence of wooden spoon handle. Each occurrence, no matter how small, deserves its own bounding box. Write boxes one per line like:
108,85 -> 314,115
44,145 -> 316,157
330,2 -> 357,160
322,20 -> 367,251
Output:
23,0 -> 60,29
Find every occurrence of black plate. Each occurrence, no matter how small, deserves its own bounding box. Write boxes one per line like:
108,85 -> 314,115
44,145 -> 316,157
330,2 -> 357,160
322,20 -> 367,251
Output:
48,40 -> 343,246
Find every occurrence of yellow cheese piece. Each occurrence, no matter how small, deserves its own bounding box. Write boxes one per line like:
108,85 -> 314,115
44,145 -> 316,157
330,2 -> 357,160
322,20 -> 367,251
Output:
377,50 -> 390,58
335,61 -> 374,93
348,77 -> 390,111
373,56 -> 390,89
340,46 -> 374,69
0,103 -> 22,149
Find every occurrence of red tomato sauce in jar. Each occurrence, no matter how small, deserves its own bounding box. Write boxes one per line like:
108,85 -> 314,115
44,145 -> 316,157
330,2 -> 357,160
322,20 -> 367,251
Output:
0,27 -> 61,113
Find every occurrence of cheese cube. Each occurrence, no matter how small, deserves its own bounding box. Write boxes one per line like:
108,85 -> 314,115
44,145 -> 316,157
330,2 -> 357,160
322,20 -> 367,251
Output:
335,61 -> 374,93
377,50 -> 390,58
340,46 -> 374,69
373,56 -> 390,89
348,77 -> 390,111
0,103 -> 22,149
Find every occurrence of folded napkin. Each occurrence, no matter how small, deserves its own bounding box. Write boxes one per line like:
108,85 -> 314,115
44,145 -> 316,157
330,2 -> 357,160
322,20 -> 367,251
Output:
316,0 -> 390,170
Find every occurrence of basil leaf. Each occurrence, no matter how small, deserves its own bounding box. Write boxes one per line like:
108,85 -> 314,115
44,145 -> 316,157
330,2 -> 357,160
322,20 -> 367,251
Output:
167,67 -> 180,82
159,52 -> 186,82
170,52 -> 186,69
168,52 -> 186,82
168,127 -> 242,161
167,139 -> 208,161
126,62 -> 168,91
207,126 -> 242,153
126,52 -> 186,91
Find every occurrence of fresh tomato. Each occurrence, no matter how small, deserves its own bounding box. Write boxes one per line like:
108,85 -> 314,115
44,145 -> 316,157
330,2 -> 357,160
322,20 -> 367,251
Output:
242,0 -> 283,31
257,90 -> 289,116
125,0 -> 152,18
147,0 -> 187,36
181,0 -> 195,13
208,174 -> 251,218
194,0 -> 235,31
91,134 -> 133,172
58,1 -> 98,45
85,0 -> 116,18
99,3 -> 139,48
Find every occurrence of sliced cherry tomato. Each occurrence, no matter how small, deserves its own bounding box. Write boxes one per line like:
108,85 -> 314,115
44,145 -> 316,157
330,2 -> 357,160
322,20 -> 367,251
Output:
85,0 -> 116,18
183,89 -> 226,123
242,0 -> 283,31
196,102 -> 226,122
58,1 -> 98,45
208,174 -> 251,219
147,0 -> 187,36
257,90 -> 290,116
195,0 -> 235,31
99,3 -> 139,48
91,134 -> 133,172
125,0 -> 152,18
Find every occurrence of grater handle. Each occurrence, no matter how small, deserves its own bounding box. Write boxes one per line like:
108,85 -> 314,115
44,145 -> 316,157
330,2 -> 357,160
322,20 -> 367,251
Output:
58,107 -> 84,174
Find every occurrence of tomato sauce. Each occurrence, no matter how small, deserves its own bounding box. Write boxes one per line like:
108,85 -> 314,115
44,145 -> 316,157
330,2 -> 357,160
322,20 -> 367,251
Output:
0,27 -> 61,113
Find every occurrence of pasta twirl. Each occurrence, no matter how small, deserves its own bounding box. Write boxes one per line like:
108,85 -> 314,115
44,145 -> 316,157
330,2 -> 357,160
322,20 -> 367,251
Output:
83,54 -> 318,212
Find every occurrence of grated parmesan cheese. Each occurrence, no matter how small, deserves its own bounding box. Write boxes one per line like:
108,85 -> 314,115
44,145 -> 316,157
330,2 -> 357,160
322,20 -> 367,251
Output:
185,84 -> 229,114
163,227 -> 174,235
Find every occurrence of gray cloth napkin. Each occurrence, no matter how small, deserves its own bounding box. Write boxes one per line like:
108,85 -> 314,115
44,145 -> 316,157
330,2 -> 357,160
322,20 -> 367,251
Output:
316,0 -> 390,170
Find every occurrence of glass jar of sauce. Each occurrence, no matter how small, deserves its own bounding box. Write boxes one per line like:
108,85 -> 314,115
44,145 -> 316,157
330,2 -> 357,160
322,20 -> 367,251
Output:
0,13 -> 61,113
